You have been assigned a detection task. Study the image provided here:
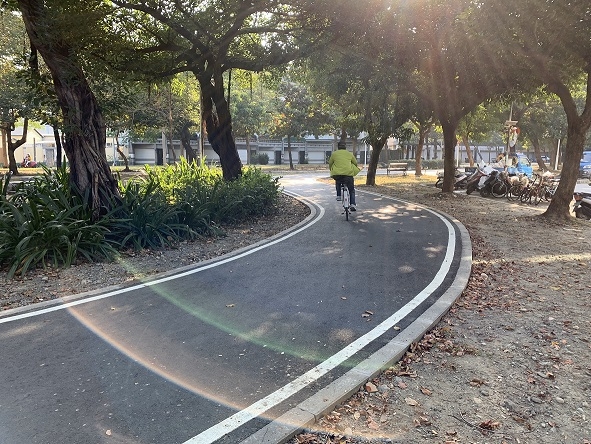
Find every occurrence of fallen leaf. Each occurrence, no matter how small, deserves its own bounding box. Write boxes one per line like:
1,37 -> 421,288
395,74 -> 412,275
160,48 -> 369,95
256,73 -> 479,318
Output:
420,387 -> 432,396
367,418 -> 380,429
297,433 -> 319,443
417,415 -> 431,425
405,397 -> 418,406
479,419 -> 501,430
365,382 -> 378,393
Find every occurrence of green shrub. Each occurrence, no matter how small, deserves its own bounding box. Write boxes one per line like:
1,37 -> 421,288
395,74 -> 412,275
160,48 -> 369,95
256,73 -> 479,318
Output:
0,169 -> 116,277
142,160 -> 280,224
251,153 -> 269,165
417,159 -> 445,170
0,160 -> 282,276
207,167 -> 279,223
104,177 -> 195,250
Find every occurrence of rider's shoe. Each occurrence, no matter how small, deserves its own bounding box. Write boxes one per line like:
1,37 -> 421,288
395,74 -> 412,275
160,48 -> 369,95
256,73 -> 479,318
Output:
350,205 -> 356,211
336,196 -> 342,201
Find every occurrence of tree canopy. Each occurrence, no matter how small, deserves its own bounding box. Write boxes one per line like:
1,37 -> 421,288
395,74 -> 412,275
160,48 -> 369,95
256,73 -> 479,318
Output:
102,0 -> 338,179
3,0 -> 591,220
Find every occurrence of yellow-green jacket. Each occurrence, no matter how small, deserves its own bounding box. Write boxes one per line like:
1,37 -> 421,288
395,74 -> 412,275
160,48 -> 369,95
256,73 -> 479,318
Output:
329,149 -> 360,177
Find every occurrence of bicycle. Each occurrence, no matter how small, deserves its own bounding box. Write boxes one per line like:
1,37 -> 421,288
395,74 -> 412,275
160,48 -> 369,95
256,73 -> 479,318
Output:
541,176 -> 559,202
340,181 -> 351,221
506,174 -> 529,201
519,173 -> 542,204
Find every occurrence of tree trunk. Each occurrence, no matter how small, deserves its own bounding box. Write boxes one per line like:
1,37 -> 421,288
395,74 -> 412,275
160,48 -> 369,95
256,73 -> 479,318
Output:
197,69 -> 242,180
287,135 -> 294,170
167,137 -> 177,163
115,131 -> 130,172
529,134 -> 548,172
462,135 -> 474,167
18,0 -> 118,219
5,118 -> 28,175
544,127 -> 587,220
440,119 -> 459,193
543,72 -> 591,220
415,123 -> 432,176
365,136 -> 388,186
180,122 -> 198,163
415,140 -> 424,177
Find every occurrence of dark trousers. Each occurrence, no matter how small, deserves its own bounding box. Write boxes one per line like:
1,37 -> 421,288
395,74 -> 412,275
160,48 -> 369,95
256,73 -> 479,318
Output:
333,175 -> 356,205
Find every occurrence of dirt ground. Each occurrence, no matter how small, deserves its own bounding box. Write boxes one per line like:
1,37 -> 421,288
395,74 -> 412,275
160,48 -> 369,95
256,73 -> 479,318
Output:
291,175 -> 591,444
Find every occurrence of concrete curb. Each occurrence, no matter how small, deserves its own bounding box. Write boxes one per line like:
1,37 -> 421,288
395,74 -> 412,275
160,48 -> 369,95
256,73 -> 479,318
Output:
240,204 -> 472,444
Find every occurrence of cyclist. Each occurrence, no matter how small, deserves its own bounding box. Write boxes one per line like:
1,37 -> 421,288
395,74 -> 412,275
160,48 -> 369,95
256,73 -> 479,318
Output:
329,141 -> 360,211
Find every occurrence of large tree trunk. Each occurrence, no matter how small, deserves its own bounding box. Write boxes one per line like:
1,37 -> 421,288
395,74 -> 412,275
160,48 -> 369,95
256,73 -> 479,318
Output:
197,68 -> 242,180
365,136 -> 388,186
544,72 -> 591,220
18,0 -> 118,219
545,130 -> 586,220
440,119 -> 459,193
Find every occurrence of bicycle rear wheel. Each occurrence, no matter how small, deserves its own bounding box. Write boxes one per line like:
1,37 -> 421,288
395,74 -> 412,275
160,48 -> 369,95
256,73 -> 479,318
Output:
520,187 -> 532,204
491,181 -> 507,198
342,184 -> 350,221
507,185 -> 520,201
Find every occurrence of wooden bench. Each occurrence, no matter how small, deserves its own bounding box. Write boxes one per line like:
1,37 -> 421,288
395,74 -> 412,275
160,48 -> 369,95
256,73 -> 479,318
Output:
386,162 -> 408,176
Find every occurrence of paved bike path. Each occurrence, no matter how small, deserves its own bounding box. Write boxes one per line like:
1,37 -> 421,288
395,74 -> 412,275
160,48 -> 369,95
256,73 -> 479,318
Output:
0,174 -> 471,444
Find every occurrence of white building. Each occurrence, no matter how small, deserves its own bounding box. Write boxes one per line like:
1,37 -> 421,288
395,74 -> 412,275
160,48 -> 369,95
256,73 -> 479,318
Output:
5,125 -> 58,167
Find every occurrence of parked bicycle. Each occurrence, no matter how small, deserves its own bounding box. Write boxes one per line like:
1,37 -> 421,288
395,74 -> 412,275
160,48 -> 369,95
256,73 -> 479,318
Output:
506,174 -> 529,201
540,175 -> 559,202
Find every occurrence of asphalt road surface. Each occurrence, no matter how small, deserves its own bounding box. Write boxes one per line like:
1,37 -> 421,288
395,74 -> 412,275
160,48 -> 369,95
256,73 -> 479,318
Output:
0,173 -> 470,444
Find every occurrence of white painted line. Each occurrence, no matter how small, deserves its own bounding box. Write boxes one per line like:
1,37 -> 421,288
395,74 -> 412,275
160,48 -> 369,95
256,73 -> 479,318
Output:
0,192 -> 323,325
184,193 -> 456,443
